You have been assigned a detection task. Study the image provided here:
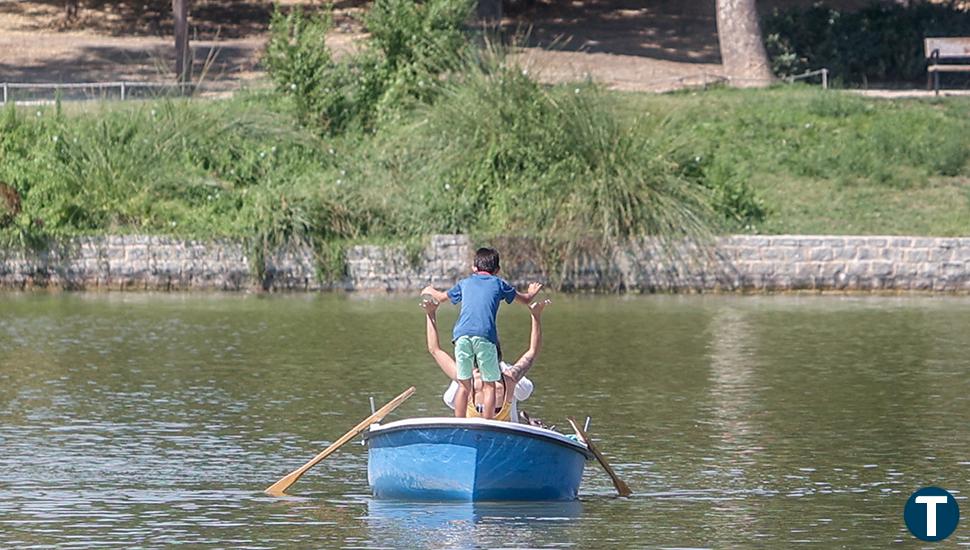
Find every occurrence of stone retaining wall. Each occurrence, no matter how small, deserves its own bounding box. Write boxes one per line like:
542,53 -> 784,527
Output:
1,234 -> 968,292
716,236 -> 970,292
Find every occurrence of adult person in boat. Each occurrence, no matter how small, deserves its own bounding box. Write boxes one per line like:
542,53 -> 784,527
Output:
421,296 -> 551,423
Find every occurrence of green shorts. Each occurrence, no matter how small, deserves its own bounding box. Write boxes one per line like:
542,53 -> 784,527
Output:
454,335 -> 501,382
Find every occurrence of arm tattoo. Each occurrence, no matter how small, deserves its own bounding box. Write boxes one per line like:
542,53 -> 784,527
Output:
506,354 -> 535,382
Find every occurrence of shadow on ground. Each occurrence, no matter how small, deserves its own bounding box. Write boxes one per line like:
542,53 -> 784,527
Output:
0,42 -> 261,83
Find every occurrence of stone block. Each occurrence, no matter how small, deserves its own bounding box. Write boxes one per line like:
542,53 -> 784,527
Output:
809,248 -> 833,262
819,262 -> 847,279
906,249 -> 929,263
738,247 -> 761,261
783,247 -> 806,262
745,262 -> 773,276
794,262 -> 818,279
929,249 -> 954,262
885,247 -> 906,262
870,261 -> 893,277
126,246 -> 148,261
833,247 -> 857,261
918,263 -> 938,277
894,264 -> 918,279
953,247 -> 970,261
942,262 -> 966,277
761,247 -> 784,260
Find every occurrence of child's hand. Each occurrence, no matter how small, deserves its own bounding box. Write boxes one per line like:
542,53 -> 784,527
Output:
527,282 -> 543,299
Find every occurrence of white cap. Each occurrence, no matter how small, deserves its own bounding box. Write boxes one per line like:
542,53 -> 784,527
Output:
442,361 -> 533,408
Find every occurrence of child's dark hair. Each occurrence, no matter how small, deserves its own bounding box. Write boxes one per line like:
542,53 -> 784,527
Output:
474,247 -> 500,274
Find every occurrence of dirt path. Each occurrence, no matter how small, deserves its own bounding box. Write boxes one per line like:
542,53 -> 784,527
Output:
0,0 -> 916,92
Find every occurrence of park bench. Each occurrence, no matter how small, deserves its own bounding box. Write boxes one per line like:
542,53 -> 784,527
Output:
925,37 -> 970,95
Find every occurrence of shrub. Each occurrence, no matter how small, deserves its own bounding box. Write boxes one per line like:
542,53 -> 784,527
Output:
365,0 -> 473,122
364,50 -> 719,272
265,7 -> 359,133
265,0 -> 473,134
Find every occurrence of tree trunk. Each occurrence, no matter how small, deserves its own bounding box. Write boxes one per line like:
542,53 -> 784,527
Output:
173,0 -> 191,84
715,0 -> 774,88
65,0 -> 80,20
477,0 -> 503,26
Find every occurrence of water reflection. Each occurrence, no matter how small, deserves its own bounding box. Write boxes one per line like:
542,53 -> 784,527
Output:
363,500 -> 583,548
704,307 -> 766,544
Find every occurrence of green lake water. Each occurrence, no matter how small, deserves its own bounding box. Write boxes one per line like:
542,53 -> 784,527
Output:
1,293 -> 969,548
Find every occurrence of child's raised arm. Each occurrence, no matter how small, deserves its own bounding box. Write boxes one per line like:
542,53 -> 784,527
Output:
514,282 -> 543,304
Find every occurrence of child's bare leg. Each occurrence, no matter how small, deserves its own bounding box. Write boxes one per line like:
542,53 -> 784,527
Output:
482,381 -> 496,420
454,379 -> 472,418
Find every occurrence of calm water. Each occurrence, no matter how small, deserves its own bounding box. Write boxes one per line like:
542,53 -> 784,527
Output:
1,293 -> 969,548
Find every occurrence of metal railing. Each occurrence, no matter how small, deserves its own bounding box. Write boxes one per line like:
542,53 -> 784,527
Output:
0,80 -> 243,105
785,68 -> 829,89
0,68 -> 830,105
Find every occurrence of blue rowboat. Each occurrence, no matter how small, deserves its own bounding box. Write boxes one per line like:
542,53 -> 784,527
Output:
363,417 -> 593,501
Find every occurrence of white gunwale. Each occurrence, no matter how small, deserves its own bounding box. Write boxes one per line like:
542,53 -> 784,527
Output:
365,417 -> 593,457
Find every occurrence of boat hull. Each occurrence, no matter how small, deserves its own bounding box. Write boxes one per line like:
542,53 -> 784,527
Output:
364,418 -> 591,501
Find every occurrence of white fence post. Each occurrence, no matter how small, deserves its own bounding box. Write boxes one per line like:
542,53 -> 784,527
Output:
2,83 -> 7,104
120,82 -> 126,100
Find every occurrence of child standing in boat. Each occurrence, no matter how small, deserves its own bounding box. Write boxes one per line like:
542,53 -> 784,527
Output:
422,247 -> 542,419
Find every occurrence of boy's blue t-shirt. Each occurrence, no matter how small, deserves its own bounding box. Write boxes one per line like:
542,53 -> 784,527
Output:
448,273 -> 517,344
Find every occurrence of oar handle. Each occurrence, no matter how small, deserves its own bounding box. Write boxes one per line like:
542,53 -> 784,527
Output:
265,386 -> 416,496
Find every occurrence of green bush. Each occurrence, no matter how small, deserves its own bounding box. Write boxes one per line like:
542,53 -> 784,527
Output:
362,51 -> 718,255
763,2 -> 970,85
265,0 -> 472,134
365,0 -> 473,122
264,7 -> 360,133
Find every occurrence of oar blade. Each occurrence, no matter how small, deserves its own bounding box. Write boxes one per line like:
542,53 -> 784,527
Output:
265,474 -> 297,497
567,416 -> 632,498
264,386 -> 416,496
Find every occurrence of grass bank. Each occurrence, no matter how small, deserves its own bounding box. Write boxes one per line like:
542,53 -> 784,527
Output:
620,88 -> 970,235
1,87 -> 968,276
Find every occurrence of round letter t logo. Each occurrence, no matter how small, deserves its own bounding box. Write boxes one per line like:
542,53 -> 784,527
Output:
904,487 -> 960,542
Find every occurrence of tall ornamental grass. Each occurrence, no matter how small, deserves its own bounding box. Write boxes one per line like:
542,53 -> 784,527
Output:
376,52 -> 716,246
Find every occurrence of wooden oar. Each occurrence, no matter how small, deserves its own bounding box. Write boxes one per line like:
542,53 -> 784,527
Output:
567,416 -> 632,498
265,386 -> 416,496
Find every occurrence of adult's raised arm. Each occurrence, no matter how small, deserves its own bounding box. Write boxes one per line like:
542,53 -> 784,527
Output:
422,299 -> 457,380
505,299 -> 551,383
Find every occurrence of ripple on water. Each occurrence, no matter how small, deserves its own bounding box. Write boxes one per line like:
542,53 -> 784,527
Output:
2,294 -> 970,547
